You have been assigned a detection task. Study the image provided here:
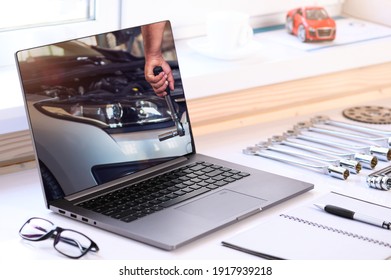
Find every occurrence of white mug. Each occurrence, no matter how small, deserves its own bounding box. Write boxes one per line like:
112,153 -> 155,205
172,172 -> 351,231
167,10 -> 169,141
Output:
206,11 -> 253,53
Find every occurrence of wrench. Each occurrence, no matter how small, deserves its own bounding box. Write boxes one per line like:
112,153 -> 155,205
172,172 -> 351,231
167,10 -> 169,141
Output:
366,165 -> 391,191
243,145 -> 349,180
153,66 -> 185,141
311,115 -> 391,137
282,130 -> 378,169
269,136 -> 361,174
294,122 -> 390,161
296,120 -> 391,148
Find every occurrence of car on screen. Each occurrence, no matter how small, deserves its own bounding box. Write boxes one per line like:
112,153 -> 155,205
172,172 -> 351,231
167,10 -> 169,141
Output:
286,6 -> 336,42
17,27 -> 192,199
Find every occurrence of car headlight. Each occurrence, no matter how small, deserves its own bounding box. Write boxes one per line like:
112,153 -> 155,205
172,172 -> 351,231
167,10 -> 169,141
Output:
105,103 -> 123,122
34,96 -> 174,130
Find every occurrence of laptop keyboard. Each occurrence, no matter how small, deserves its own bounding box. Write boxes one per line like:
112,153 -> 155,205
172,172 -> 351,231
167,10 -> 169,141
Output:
77,161 -> 250,223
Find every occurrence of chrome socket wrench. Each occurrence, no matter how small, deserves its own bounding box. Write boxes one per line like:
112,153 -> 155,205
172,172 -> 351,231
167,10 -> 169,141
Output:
153,66 -> 185,141
295,122 -> 390,161
366,165 -> 391,191
296,120 -> 391,148
269,135 -> 361,174
243,145 -> 349,180
284,130 -> 378,169
311,115 -> 391,137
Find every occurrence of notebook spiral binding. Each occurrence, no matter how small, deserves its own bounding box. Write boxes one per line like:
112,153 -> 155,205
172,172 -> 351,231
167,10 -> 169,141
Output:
281,214 -> 391,249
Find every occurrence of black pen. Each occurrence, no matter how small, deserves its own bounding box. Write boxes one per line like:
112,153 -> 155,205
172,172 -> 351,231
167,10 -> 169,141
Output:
314,203 -> 391,230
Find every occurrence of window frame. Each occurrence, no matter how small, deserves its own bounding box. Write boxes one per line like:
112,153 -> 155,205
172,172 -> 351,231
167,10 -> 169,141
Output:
0,0 -> 96,33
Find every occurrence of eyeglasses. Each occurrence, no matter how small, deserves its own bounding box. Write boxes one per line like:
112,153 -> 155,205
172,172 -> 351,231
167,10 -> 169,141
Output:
19,217 -> 99,259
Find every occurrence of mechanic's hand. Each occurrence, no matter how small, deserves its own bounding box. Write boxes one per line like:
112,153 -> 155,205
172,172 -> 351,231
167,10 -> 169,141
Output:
144,58 -> 174,97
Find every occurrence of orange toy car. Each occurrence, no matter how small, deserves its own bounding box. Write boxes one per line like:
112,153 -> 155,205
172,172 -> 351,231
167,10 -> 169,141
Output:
286,6 -> 336,42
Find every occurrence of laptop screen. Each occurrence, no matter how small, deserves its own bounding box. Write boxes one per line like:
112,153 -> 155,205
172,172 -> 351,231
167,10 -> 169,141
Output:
16,21 -> 194,200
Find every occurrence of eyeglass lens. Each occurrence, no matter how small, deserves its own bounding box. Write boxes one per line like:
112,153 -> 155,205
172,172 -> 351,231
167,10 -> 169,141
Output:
19,217 -> 53,240
54,229 -> 93,258
20,218 -> 94,258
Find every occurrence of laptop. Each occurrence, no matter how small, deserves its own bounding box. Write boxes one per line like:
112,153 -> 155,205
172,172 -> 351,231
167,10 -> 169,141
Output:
15,20 -> 313,250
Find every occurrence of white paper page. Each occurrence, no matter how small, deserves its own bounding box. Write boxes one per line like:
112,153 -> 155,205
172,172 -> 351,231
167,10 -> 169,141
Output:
223,192 -> 391,260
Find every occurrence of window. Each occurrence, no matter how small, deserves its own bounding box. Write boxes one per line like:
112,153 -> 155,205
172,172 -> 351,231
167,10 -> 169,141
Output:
0,0 -> 95,32
0,0 -> 120,113
0,0 -> 119,67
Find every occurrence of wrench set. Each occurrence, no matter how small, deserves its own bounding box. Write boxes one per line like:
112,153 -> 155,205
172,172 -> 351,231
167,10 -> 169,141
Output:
244,115 -> 391,190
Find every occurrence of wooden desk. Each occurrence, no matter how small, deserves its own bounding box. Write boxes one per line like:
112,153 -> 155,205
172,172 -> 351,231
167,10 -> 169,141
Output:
188,61 -> 391,136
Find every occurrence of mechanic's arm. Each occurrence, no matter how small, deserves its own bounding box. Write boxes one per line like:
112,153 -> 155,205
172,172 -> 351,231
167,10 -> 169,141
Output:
141,22 -> 174,97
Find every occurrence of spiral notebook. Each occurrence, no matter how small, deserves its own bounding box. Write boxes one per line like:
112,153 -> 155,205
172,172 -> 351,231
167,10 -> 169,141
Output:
222,192 -> 391,259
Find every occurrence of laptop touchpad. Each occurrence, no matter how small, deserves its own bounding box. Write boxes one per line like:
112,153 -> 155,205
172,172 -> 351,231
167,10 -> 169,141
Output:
176,190 -> 266,221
